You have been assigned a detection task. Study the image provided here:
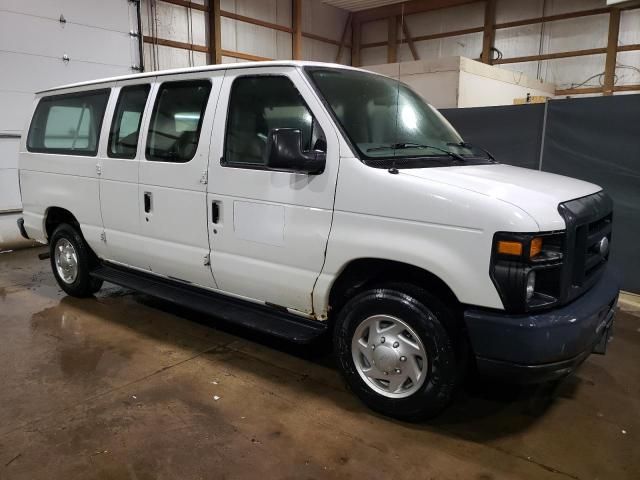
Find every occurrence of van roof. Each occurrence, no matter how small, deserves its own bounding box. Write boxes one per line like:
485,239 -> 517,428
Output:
37,61 -> 370,94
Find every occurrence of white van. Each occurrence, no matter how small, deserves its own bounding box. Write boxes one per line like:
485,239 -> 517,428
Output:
17,61 -> 618,420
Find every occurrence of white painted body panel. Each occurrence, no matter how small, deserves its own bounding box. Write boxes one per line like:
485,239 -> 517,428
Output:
18,61 -> 605,318
399,164 -> 601,231
19,84 -> 106,248
136,71 -> 224,289
98,78 -> 153,266
207,66 -> 341,315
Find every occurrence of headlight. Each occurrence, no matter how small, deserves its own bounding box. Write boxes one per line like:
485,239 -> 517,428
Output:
491,232 -> 565,313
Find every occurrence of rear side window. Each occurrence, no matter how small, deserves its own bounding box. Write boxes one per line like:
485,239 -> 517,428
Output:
27,89 -> 109,156
108,84 -> 150,159
224,75 -> 319,167
146,80 -> 211,163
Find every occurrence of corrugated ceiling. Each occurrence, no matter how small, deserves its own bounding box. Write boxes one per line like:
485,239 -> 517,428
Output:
321,0 -> 406,12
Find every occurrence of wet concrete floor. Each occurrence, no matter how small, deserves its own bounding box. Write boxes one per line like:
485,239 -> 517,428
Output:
0,246 -> 638,479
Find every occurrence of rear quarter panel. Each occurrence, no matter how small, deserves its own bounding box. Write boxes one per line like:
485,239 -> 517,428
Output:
19,88 -> 109,251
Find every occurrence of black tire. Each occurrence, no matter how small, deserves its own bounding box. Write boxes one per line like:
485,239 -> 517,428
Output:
49,223 -> 103,297
333,283 -> 459,421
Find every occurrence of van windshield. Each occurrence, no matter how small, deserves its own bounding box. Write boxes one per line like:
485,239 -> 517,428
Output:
305,67 -> 493,168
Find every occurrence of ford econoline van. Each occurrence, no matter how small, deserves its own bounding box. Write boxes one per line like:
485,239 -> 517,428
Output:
17,61 -> 618,420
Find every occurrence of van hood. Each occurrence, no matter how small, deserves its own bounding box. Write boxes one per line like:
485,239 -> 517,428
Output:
400,164 -> 601,231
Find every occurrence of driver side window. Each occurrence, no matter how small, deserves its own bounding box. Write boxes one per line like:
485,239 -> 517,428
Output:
223,75 -> 325,168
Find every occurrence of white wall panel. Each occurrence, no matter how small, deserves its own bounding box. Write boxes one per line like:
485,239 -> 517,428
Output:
0,0 -> 133,33
616,51 -> 640,86
220,0 -> 292,59
0,165 -> 21,212
0,92 -> 32,132
151,1 -> 191,43
0,52 -> 129,98
59,0 -> 134,33
227,0 -> 291,27
0,0 -> 136,214
362,19 -> 386,44
619,9 -> 640,47
546,0 -> 604,15
193,51 -> 209,66
498,62 -> 542,81
439,32 -> 483,59
544,54 -> 606,88
302,38 -> 338,63
495,0 -> 543,24
494,23 -> 544,59
361,45 -> 386,65
0,9 -> 133,67
302,0 -> 349,42
545,15 -> 608,53
221,16 -> 238,52
405,2 -> 484,37
191,9 -> 208,46
144,43 -> 192,69
234,22 -> 286,59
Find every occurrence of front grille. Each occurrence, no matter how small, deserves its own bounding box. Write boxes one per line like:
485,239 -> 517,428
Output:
558,191 -> 613,304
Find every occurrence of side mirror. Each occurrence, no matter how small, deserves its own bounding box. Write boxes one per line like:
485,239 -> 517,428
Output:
264,128 -> 326,175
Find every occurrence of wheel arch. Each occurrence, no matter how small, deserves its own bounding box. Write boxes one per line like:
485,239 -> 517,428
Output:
44,206 -> 81,240
327,258 -> 461,322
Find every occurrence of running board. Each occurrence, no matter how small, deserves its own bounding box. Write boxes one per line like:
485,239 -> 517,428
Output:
90,264 -> 327,344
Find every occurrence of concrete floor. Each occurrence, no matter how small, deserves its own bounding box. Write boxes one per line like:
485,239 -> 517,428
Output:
1,247 -> 638,480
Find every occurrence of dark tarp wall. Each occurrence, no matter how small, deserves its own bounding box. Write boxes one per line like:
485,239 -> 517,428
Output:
441,104 -> 545,170
541,95 -> 640,294
442,94 -> 640,294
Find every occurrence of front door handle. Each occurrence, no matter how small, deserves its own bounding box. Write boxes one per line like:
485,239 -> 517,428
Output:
144,192 -> 152,213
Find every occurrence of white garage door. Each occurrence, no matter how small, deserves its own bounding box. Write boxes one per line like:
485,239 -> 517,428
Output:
0,0 -> 141,213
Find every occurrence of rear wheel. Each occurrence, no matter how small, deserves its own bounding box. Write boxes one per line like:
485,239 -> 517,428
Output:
50,223 -> 103,297
333,283 -> 460,421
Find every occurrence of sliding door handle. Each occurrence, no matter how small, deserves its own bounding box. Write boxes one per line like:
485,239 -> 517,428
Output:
144,192 -> 152,213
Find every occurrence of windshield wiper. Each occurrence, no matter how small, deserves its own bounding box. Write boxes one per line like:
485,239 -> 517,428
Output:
366,143 -> 466,161
447,141 -> 497,162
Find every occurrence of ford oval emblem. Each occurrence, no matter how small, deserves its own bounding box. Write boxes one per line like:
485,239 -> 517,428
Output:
598,237 -> 609,257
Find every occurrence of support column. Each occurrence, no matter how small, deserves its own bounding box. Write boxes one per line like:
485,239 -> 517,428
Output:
603,8 -> 621,96
208,0 -> 221,64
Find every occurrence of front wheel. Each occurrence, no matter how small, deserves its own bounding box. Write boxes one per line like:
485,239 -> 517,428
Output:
333,284 -> 459,421
49,223 -> 103,297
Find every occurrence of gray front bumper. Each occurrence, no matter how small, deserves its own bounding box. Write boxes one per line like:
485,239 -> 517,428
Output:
464,266 -> 619,382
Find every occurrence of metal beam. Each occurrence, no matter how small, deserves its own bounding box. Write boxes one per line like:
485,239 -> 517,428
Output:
292,0 -> 302,60
494,7 -> 610,30
388,16 -> 398,63
159,0 -> 208,12
354,0 -> 478,23
304,31 -> 350,48
143,35 -> 208,53
221,10 -> 293,33
221,49 -> 271,61
335,13 -> 352,63
362,26 -> 483,49
402,20 -> 419,61
603,9 -> 621,95
481,0 -> 496,64
493,47 -> 607,65
209,0 -> 221,64
352,20 -> 361,66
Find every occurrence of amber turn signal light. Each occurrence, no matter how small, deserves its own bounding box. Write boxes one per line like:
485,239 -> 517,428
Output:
530,237 -> 543,258
497,240 -> 523,256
